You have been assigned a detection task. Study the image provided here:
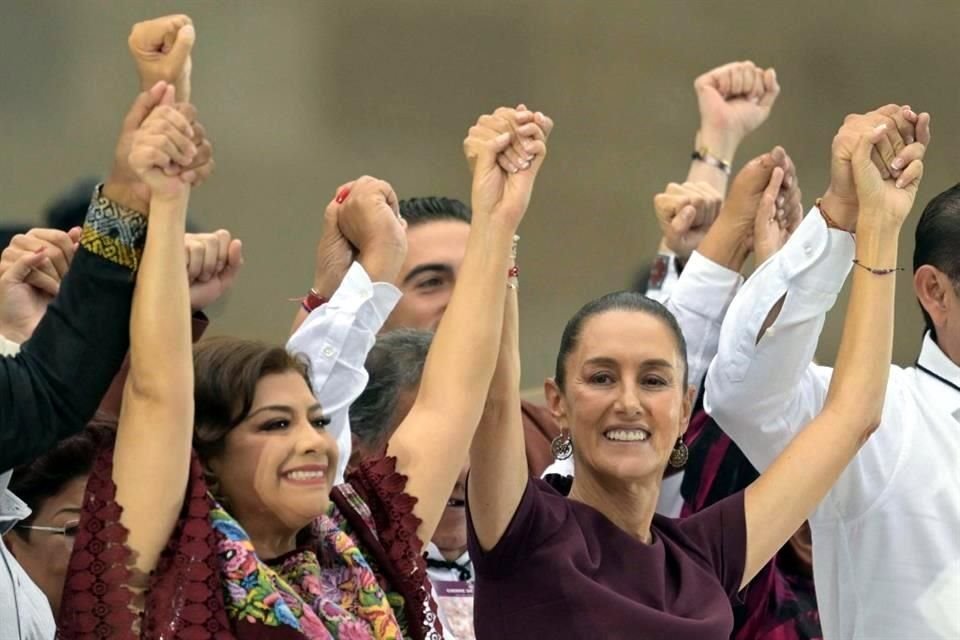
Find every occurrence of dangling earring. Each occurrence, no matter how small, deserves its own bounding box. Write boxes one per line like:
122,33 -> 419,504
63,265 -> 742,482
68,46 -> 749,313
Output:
669,437 -> 689,469
551,431 -> 573,460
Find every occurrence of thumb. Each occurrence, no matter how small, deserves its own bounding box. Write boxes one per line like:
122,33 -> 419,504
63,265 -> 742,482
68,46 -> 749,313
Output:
1,251 -> 51,288
472,132 -> 512,174
672,205 -> 696,233
122,81 -> 168,131
159,82 -> 176,106
852,124 -> 886,174
168,23 -> 195,75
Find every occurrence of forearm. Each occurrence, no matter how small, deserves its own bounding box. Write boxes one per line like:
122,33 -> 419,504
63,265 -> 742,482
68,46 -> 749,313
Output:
114,191 -> 193,575
286,262 -> 400,484
663,252 -> 742,395
694,214 -> 750,274
688,128 -> 737,194
411,217 -> 513,417
469,284 -> 527,550
823,221 -> 898,431
125,194 -> 193,405
742,220 -> 899,585
389,216 -> 515,542
1,191 -> 144,471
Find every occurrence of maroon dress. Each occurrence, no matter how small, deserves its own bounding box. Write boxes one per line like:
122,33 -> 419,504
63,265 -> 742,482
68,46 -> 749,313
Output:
467,477 -> 746,639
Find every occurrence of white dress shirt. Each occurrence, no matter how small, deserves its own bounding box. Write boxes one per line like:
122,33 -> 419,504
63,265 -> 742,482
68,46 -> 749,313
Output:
705,209 -> 960,640
1,340 -> 56,638
542,249 -> 744,516
286,262 -> 401,485
1,471 -> 57,640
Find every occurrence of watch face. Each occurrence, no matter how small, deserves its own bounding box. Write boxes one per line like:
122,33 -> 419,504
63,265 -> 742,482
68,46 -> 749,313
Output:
648,255 -> 670,290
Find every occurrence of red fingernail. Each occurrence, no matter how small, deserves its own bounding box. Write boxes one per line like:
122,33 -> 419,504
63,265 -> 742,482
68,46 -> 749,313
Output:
335,187 -> 351,204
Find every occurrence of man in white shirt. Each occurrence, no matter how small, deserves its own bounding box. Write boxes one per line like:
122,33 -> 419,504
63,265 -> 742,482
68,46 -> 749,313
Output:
704,105 -> 957,639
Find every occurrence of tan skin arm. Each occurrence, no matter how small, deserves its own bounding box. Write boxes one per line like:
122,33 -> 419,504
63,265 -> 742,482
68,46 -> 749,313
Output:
112,85 -> 201,578
741,125 -> 925,588
387,107 -> 552,545
467,254 -> 525,551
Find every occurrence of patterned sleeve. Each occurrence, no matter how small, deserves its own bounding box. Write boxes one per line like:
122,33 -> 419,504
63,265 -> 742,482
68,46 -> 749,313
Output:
0,185 -> 147,472
339,456 -> 444,640
79,184 -> 148,269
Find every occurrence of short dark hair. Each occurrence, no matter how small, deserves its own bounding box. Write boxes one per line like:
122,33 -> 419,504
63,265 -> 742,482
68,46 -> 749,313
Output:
8,417 -> 116,540
554,291 -> 689,391
193,336 -> 313,463
913,183 -> 960,337
350,329 -> 433,450
399,197 -> 471,227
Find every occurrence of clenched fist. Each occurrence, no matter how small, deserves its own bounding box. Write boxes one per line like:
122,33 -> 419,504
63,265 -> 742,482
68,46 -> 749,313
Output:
128,14 -> 195,101
653,182 -> 722,260
695,61 -> 780,159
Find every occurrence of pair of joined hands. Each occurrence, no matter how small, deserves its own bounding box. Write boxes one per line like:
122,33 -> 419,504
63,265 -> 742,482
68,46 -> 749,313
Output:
307,106 -> 554,299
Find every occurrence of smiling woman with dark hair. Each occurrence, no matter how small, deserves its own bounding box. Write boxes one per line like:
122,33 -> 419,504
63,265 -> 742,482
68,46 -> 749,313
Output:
56,99 -> 553,639
467,124 -> 922,638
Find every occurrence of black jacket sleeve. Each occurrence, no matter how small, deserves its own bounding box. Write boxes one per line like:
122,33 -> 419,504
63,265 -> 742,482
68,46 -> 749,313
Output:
0,247 -> 135,472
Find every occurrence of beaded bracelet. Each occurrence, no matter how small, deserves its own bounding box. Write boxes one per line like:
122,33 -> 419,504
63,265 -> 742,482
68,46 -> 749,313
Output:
852,259 -> 902,276
815,198 -> 855,239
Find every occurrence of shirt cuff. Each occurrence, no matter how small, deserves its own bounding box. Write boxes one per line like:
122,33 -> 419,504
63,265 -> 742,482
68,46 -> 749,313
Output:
0,335 -> 21,357
329,261 -> 402,321
670,250 -> 744,320
79,183 -> 148,271
777,207 -> 856,297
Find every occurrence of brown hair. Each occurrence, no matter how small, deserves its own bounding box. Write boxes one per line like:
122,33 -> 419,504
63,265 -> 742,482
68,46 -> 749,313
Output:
192,336 -> 313,464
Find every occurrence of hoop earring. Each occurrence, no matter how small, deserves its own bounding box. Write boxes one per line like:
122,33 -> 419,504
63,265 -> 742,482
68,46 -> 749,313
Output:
551,431 -> 573,460
669,438 -> 689,469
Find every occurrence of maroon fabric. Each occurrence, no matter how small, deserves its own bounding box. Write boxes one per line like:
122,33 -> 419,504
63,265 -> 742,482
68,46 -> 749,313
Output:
59,448 -> 440,639
59,446 -> 231,639
467,477 -> 747,639
338,456 -> 444,639
680,410 -> 821,640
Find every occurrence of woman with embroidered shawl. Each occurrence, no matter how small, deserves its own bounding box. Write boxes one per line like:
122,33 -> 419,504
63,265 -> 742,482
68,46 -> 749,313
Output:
57,87 -> 553,639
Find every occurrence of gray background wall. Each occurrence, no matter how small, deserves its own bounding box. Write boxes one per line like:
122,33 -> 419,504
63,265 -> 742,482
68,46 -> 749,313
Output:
1,1 -> 957,388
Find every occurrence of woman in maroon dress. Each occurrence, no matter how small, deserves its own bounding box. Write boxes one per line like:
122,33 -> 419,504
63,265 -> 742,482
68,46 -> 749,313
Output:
467,121 -> 924,638
57,89 -> 555,639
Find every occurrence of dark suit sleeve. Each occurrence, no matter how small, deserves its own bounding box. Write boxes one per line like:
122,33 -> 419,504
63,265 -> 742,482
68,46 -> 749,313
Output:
0,187 -> 146,472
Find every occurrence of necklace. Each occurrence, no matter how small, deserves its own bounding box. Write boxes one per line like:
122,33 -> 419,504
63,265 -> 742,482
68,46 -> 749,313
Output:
916,363 -> 960,395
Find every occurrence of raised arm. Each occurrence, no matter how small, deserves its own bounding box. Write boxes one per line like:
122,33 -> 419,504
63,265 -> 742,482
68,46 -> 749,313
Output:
656,61 -> 781,264
388,106 -> 552,544
704,105 -> 929,472
467,239 -> 524,550
740,124 -> 925,587
0,82 -> 182,471
286,177 -> 406,484
112,84 -> 203,577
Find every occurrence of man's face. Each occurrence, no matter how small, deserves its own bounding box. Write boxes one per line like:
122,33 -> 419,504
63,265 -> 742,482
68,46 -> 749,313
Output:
382,220 -> 470,332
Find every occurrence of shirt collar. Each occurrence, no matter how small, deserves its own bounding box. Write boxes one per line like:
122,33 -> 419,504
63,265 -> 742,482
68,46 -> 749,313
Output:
0,471 -> 31,534
424,541 -> 471,567
916,333 -> 960,411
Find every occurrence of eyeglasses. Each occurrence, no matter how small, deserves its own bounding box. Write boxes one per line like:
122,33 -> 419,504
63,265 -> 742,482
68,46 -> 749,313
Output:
16,520 -> 80,548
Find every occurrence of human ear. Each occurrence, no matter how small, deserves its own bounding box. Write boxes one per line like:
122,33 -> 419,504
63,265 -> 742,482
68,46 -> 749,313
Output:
678,383 -> 697,438
914,265 -> 950,331
544,377 -> 568,427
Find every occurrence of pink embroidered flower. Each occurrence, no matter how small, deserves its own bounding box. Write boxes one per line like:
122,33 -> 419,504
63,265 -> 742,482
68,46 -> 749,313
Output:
338,619 -> 376,640
299,608 -> 330,638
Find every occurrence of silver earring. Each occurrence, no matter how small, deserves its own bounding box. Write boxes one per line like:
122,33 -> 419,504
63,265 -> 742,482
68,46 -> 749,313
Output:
551,431 -> 573,460
669,438 -> 689,469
